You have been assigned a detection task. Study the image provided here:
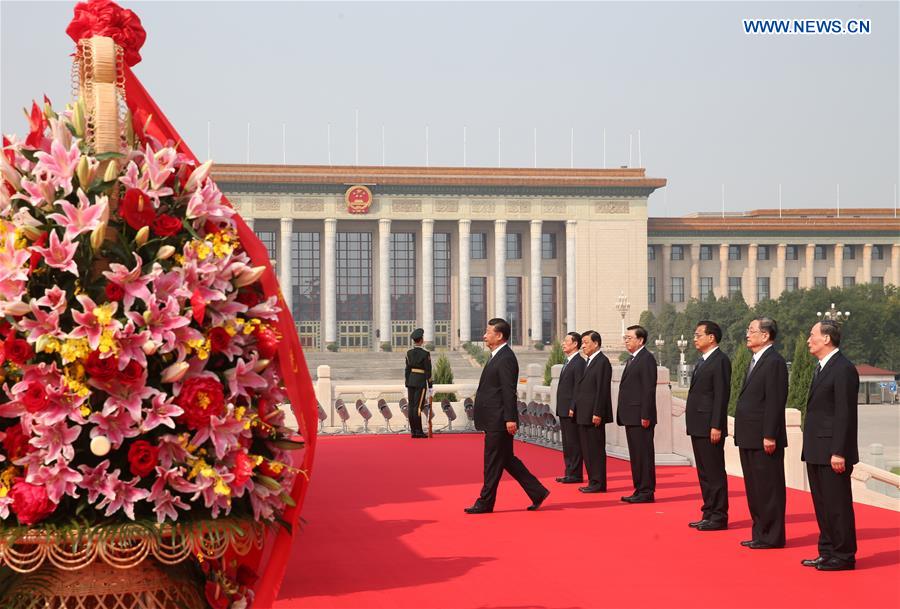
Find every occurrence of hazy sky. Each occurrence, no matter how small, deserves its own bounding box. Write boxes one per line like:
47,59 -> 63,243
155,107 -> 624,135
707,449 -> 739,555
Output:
2,1 -> 898,216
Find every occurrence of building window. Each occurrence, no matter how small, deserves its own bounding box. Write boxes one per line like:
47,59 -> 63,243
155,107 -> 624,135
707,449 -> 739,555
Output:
390,233 -> 416,321
728,277 -> 742,297
471,233 -> 487,260
255,230 -> 276,260
541,277 -> 557,345
700,245 -> 713,261
872,276 -> 884,285
541,233 -> 557,259
757,277 -> 770,301
786,245 -> 799,260
814,245 -> 827,260
336,232 -> 373,321
506,277 -> 523,344
469,277 -> 487,341
434,233 -> 451,321
843,245 -> 855,260
648,277 -> 656,304
757,245 -> 770,260
785,277 -> 799,292
872,245 -> 885,260
671,277 -> 685,303
292,232 -> 320,321
647,245 -> 656,261
700,277 -> 714,299
842,276 -> 856,288
506,233 -> 522,260
814,276 -> 827,288
671,245 -> 684,261
728,245 -> 742,261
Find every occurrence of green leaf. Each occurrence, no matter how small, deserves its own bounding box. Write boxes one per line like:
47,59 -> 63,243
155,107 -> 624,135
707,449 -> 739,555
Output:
93,151 -> 125,161
269,439 -> 305,450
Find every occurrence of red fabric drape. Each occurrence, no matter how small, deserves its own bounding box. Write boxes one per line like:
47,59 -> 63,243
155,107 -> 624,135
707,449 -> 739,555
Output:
123,65 -> 318,608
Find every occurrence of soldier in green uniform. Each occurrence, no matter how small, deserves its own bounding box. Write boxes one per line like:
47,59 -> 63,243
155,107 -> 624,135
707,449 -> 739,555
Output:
404,328 -> 433,438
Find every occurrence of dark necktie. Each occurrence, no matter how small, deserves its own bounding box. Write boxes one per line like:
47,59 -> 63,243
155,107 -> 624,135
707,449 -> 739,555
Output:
745,357 -> 757,383
692,356 -> 704,378
813,362 -> 822,381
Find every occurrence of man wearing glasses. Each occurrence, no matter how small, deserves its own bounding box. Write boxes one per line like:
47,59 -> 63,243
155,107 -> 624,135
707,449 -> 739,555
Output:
617,325 -> 658,503
734,317 -> 788,549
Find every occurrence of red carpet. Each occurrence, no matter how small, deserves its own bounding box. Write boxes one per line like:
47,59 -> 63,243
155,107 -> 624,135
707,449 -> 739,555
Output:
274,434 -> 900,609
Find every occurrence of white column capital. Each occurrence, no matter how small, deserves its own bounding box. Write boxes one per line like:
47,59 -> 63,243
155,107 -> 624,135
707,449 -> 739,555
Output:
459,218 -> 472,228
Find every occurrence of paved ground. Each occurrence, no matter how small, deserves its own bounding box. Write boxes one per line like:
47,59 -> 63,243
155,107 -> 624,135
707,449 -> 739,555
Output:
859,403 -> 900,467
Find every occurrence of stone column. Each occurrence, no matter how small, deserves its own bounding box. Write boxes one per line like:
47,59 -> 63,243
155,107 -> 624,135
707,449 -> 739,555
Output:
661,244 -> 672,303
718,244 -> 729,298
746,243 -> 758,305
422,219 -> 435,343
892,245 -> 900,287
862,243 -> 872,284
689,244 -> 700,300
458,219 -> 471,344
279,218 -> 293,318
805,244 -> 816,288
565,220 -> 576,331
378,219 -> 392,347
832,243 -> 844,288
323,218 -> 337,346
529,220 -> 543,346
773,243 -> 786,298
494,219 -> 507,319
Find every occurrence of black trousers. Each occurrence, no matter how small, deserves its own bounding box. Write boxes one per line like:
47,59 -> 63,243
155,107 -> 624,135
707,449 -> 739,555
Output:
407,386 -> 426,436
807,462 -> 857,562
559,416 -> 584,480
625,425 -> 656,497
476,430 -> 547,510
690,435 -> 729,525
739,447 -> 786,547
577,424 -> 607,489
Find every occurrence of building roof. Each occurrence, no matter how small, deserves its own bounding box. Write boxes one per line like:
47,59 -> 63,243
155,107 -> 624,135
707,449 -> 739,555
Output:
649,209 -> 900,236
856,364 -> 897,378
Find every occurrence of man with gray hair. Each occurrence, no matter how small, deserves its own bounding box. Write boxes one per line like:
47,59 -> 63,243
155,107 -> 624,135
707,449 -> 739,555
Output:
734,317 -> 788,549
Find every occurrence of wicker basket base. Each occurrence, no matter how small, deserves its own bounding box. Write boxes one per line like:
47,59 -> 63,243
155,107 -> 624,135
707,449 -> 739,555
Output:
3,560 -> 205,609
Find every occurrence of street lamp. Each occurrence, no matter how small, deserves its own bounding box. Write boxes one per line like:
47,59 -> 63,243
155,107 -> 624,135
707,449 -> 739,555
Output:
816,303 -> 850,322
676,334 -> 690,387
615,291 -> 630,337
654,334 -> 666,367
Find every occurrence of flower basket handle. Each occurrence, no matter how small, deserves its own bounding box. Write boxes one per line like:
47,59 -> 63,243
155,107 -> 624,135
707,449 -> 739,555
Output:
76,35 -> 121,155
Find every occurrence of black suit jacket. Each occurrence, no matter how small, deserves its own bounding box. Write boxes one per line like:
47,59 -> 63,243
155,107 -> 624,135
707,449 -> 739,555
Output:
685,348 -> 732,437
555,354 -> 586,417
734,346 -> 788,448
616,348 -> 658,426
573,352 -> 613,425
404,347 -> 433,388
474,344 -> 519,432
801,351 -> 859,466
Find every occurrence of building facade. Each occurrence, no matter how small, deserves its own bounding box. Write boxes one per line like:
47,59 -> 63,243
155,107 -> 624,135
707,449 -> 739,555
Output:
213,164 -> 899,351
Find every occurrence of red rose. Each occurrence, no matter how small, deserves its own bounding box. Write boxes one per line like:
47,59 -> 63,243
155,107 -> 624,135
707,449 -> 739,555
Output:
4,336 -> 33,365
10,480 -> 54,525
29,232 -> 48,272
208,327 -> 231,354
120,360 -> 144,386
236,565 -> 258,587
21,382 -> 49,414
254,325 -> 280,359
232,451 -> 254,487
236,288 -> 262,309
258,460 -> 281,479
151,214 -> 182,237
66,0 -> 147,67
105,282 -> 125,301
119,188 -> 155,230
85,350 -> 118,381
204,581 -> 230,609
0,320 -> 12,338
127,440 -> 159,477
176,377 -> 226,429
2,424 -> 30,461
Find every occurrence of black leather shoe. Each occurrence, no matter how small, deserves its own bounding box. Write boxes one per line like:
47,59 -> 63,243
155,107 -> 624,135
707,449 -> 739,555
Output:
626,494 -> 654,504
740,540 -> 754,547
689,519 -> 708,528
801,556 -> 827,567
696,521 -> 728,531
816,557 -> 854,571
464,505 -> 492,514
620,494 -> 637,502
748,541 -> 783,550
578,485 -> 605,493
527,489 -> 550,511
556,476 -> 584,484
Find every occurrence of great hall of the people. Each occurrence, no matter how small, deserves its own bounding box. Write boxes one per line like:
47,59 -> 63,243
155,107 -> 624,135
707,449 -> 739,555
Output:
212,164 -> 900,352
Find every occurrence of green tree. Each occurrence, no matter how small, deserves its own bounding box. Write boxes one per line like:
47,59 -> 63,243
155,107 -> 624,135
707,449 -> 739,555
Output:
787,333 -> 815,424
432,354 -> 457,402
543,340 -> 566,385
728,346 -> 751,417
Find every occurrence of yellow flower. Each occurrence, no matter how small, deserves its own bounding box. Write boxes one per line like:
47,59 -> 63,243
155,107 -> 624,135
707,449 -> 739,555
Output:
41,337 -> 62,354
98,329 -> 118,354
93,303 -> 117,326
60,338 -> 90,363
214,478 -> 232,497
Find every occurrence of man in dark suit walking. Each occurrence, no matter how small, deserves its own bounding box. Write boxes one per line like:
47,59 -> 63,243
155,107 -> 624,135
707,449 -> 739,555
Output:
801,320 -> 859,571
404,328 -> 432,439
573,330 -> 613,493
465,318 -> 549,514
685,320 -> 732,531
617,325 -> 658,503
555,331 -> 586,484
734,317 -> 788,549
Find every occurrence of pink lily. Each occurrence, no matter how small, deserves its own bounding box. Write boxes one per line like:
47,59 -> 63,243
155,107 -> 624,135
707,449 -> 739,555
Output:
102,254 -> 158,311
191,413 -> 246,460
225,356 -> 268,400
18,299 -> 63,343
88,407 -> 140,448
36,285 -> 68,312
33,140 -> 80,195
26,461 -> 82,503
114,321 -> 151,369
96,471 -> 150,520
32,230 -> 78,275
78,460 -> 113,503
29,421 -> 82,465
70,294 -> 121,350
142,393 -> 184,432
46,189 -> 108,240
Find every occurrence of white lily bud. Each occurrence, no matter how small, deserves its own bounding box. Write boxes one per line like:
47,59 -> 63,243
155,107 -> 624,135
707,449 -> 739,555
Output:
20,224 -> 43,241
76,155 -> 91,189
2,300 -> 32,316
233,265 -> 266,288
102,160 -> 119,183
72,99 -> 86,138
91,222 -> 107,253
160,361 -> 190,384
36,334 -> 54,354
156,245 -> 176,260
135,225 -> 150,246
183,159 -> 212,192
254,358 -> 270,373
142,340 -> 160,355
